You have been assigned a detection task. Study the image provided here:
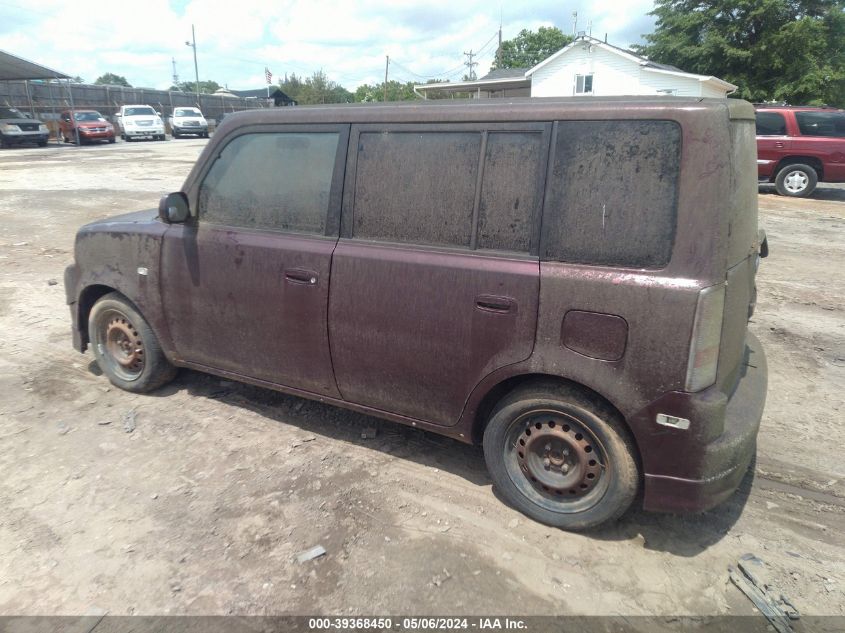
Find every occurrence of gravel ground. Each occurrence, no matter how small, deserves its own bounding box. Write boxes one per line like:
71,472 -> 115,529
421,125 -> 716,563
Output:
0,139 -> 843,617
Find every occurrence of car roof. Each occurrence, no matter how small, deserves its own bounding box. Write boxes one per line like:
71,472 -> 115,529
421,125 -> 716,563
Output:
221,96 -> 743,126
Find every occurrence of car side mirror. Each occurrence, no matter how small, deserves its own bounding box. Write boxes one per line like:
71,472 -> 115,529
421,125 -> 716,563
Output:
159,192 -> 190,224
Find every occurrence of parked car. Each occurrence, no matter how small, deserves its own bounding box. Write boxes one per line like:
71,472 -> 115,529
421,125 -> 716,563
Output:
0,106 -> 49,147
170,106 -> 209,138
116,105 -> 166,141
65,98 -> 768,530
755,104 -> 845,197
59,110 -> 116,144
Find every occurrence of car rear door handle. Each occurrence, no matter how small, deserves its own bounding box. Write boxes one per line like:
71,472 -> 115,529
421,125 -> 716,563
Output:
284,268 -> 318,286
475,295 -> 515,314
775,141 -> 785,148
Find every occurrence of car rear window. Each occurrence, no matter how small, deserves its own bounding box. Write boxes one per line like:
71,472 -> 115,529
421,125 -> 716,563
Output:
755,112 -> 786,135
795,111 -> 845,137
541,120 -> 681,268
352,131 -> 480,248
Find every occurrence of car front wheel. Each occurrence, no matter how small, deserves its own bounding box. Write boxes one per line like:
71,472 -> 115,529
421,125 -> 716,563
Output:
88,292 -> 177,393
483,382 -> 639,530
775,163 -> 818,197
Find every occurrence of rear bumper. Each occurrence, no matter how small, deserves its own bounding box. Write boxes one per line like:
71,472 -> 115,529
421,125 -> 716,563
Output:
638,332 -> 767,513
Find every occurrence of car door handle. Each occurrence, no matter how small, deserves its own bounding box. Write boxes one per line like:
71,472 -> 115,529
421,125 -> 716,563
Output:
775,141 -> 785,148
475,295 -> 515,314
284,268 -> 318,286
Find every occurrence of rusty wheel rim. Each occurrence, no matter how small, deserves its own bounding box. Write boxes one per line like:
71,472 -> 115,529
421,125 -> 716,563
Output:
505,409 -> 610,513
97,310 -> 144,381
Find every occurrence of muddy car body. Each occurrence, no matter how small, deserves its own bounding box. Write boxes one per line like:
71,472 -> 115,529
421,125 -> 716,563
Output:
65,97 -> 768,529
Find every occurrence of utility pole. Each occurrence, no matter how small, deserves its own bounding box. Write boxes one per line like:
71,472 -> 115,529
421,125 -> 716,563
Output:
185,24 -> 199,103
171,57 -> 179,88
496,23 -> 503,68
463,49 -> 478,80
384,56 -> 389,102
572,11 -> 578,36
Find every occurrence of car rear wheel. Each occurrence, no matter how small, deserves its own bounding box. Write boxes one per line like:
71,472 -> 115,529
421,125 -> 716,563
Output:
775,163 -> 817,197
88,292 -> 177,393
483,382 -> 639,530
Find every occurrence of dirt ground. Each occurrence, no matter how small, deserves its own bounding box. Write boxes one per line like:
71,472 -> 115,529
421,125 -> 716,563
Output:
0,139 -> 843,617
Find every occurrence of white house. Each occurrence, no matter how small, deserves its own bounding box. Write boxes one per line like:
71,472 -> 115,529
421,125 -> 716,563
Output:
414,35 -> 737,99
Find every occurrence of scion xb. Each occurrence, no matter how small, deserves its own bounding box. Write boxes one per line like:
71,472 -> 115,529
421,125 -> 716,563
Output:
64,98 -> 768,530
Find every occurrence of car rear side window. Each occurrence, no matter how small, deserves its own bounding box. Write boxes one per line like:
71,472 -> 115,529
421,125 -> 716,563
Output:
477,131 -> 544,253
199,132 -> 340,234
542,120 -> 681,268
795,111 -> 845,138
755,112 -> 786,135
352,131 -> 480,248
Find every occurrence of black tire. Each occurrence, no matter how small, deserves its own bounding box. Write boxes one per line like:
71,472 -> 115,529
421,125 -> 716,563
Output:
108,137 -> 116,144
88,292 -> 177,393
775,163 -> 818,197
38,140 -> 47,147
483,382 -> 639,531
172,131 -> 180,139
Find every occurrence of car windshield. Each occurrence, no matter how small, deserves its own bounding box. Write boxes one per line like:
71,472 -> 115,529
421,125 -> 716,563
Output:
795,111 -> 845,138
74,111 -> 103,121
126,107 -> 156,116
0,107 -> 24,119
175,108 -> 202,117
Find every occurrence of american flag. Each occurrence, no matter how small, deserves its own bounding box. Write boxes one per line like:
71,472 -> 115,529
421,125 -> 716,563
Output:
265,67 -> 272,85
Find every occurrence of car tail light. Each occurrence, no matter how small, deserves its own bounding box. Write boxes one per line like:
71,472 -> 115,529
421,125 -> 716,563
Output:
684,284 -> 725,392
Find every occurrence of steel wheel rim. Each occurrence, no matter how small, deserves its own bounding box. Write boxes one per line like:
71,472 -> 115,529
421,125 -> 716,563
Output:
96,309 -> 145,381
504,408 -> 610,514
784,170 -> 808,193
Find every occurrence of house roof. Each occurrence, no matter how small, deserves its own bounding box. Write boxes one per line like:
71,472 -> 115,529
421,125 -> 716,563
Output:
414,71 -> 531,95
479,68 -> 529,81
0,49 -> 70,80
526,35 -> 736,91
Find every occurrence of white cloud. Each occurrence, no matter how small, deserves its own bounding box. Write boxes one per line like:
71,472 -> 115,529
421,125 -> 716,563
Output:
0,0 -> 655,90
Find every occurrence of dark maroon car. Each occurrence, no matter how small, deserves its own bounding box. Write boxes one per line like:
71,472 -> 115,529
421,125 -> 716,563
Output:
64,97 -> 768,530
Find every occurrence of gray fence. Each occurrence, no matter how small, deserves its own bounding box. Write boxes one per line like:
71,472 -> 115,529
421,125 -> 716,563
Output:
0,80 -> 270,125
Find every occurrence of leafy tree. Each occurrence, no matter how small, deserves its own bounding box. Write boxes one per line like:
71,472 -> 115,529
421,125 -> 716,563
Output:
492,26 -> 574,69
279,71 -> 352,104
94,73 -> 131,87
170,80 -> 221,94
354,80 -> 418,102
636,0 -> 845,106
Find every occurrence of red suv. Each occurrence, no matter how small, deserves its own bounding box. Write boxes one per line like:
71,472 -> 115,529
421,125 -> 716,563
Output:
756,105 -> 845,197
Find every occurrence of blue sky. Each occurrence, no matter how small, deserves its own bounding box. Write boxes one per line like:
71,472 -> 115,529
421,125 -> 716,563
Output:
0,0 -> 656,90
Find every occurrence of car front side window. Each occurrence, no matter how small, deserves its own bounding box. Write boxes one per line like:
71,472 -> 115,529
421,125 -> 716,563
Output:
198,132 -> 340,235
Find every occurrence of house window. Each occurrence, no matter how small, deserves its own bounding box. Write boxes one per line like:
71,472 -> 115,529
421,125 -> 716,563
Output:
575,74 -> 594,94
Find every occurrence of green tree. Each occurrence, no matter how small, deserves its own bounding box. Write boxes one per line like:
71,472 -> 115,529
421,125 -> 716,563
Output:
282,71 -> 352,104
492,26 -> 574,69
170,80 -> 221,94
636,0 -> 845,106
354,80 -> 418,102
94,73 -> 131,87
